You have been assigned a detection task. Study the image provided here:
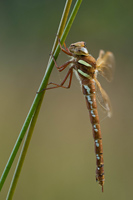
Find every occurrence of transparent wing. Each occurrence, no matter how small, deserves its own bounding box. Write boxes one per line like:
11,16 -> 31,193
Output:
96,50 -> 115,82
95,79 -> 112,118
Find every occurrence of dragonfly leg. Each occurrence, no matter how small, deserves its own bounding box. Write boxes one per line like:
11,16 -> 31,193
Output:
57,37 -> 72,56
37,67 -> 74,93
51,53 -> 73,72
63,42 -> 69,52
59,66 -> 73,88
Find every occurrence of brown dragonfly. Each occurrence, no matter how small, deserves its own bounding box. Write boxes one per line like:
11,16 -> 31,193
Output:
44,40 -> 115,192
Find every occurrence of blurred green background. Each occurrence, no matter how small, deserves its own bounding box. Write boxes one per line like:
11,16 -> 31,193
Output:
0,0 -> 133,199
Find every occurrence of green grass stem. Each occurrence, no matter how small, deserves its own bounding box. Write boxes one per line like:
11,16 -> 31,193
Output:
6,0 -> 72,199
0,0 -> 82,192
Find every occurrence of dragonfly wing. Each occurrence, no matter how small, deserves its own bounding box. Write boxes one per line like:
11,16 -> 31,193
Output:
96,50 -> 115,82
95,79 -> 112,118
96,50 -> 105,65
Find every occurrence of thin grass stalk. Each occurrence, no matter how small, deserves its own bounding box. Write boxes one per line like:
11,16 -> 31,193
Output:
6,1 -> 72,199
0,0 -> 82,191
48,0 -> 72,65
6,109 -> 39,200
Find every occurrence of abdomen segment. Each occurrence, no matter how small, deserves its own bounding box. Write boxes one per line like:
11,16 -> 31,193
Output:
82,79 -> 105,192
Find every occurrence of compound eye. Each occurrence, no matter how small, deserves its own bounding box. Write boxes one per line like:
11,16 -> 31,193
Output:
84,42 -> 86,47
71,44 -> 75,47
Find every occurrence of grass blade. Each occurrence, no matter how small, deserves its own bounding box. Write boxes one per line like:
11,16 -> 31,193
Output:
0,0 -> 82,192
6,1 -> 72,199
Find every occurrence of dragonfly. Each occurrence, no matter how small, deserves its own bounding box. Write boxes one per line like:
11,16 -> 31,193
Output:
44,39 -> 115,192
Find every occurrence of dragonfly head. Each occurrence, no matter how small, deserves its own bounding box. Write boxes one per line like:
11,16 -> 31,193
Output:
69,42 -> 89,56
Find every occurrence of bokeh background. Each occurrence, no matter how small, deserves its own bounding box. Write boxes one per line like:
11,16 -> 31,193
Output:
0,0 -> 133,199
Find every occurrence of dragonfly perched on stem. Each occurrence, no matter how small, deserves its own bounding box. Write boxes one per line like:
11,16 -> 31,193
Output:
40,38 -> 115,192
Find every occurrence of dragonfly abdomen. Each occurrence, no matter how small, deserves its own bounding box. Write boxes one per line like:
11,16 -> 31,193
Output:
82,79 -> 105,191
